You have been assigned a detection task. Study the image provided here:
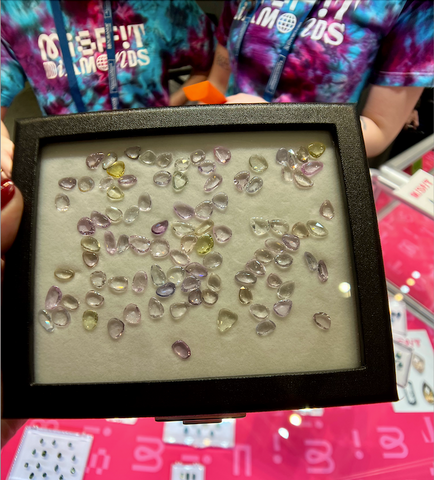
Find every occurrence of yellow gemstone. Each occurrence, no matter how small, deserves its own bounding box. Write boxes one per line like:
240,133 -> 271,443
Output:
107,185 -> 125,200
195,219 -> 214,236
83,310 -> 98,331
308,142 -> 326,158
196,234 -> 214,255
106,161 -> 125,178
81,236 -> 100,252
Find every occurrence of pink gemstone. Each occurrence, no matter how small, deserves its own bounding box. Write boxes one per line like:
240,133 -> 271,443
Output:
172,340 -> 191,359
151,220 -> 168,235
188,288 -> 203,306
204,174 -> 223,193
91,211 -> 111,228
118,175 -> 138,188
132,271 -> 148,293
77,217 -> 95,235
104,231 -> 117,255
273,300 -> 292,317
86,152 -> 104,169
185,262 -> 208,279
318,260 -> 328,282
281,233 -> 300,251
233,171 -> 250,191
213,146 -> 231,164
301,161 -> 323,176
173,202 -> 195,220
45,285 -> 62,310
181,275 -> 201,293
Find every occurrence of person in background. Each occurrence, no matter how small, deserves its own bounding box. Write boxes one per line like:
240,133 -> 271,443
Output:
207,0 -> 433,159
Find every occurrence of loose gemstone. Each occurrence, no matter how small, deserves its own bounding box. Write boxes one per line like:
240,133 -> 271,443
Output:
250,304 -> 270,320
281,165 -> 293,182
105,206 -> 123,223
172,340 -> 191,359
108,276 -> 128,292
156,152 -> 173,168
181,234 -> 197,253
61,294 -> 80,311
124,205 -> 140,224
172,222 -> 195,237
278,282 -> 295,299
181,275 -> 201,292
306,220 -> 328,238
239,286 -> 253,305
213,225 -> 232,243
214,146 -> 231,164
217,308 -> 238,333
273,300 -> 292,317
85,290 -> 104,307
139,150 -> 157,165
292,222 -> 310,238
195,219 -> 214,236
77,217 -> 95,235
45,285 -> 62,310
151,220 -> 169,235
99,176 -> 114,191
267,273 -> 282,288
118,175 -> 138,188
102,152 -> 117,169
185,262 -> 208,279
132,271 -> 148,293
308,142 -> 326,158
297,146 -> 310,163
83,251 -> 99,267
104,231 -> 117,254
203,251 -> 223,269
196,234 -> 214,255
256,319 -> 276,336
107,185 -> 125,200
200,289 -> 218,307
423,383 -> 434,404
274,252 -> 293,268
250,217 -> 270,236
117,234 -> 130,253
107,161 -> 125,178
78,176 -> 95,192
281,233 -> 300,251
172,171 -> 189,191
318,260 -> 328,282
86,152 -> 104,169
245,259 -> 266,276
170,302 -> 189,319
167,266 -> 185,286
51,306 -> 71,327
320,200 -> 335,219
195,200 -> 213,220
151,264 -> 166,286
81,236 -> 100,252
58,177 -> 77,190
38,309 -> 54,332
270,219 -> 289,235
294,170 -> 314,189
150,238 -> 170,258
170,249 -> 190,266
265,238 -> 286,254
174,157 -> 190,171
108,318 -> 125,339
212,192 -> 228,211
156,282 -> 176,298
301,161 -> 323,176
204,173 -> 223,192
412,354 -> 425,373
313,312 -> 331,330
138,193 -> 152,212
54,268 -> 74,281
125,146 -> 141,159
287,149 -> 298,170
149,297 -> 164,318
245,176 -> 263,194
55,194 -> 70,211
208,273 -> 221,292
91,210 -> 111,228
249,154 -> 268,173
304,252 -> 318,271
276,148 -> 288,165
188,288 -> 202,305
129,235 -> 151,254
198,159 -> 216,175
153,170 -> 172,187
233,171 -> 250,191
254,249 -> 273,264
174,202 -> 195,220
190,149 -> 206,164
235,270 -> 257,285
90,270 -> 107,289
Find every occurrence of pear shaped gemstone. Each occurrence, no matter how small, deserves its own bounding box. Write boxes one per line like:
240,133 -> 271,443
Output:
102,151 -> 117,169
58,177 -> 77,190
174,157 -> 190,171
85,290 -> 104,307
129,235 -> 151,254
90,270 -> 107,289
185,262 -> 208,279
235,271 -> 257,285
265,238 -> 286,254
276,148 -> 288,165
82,310 -> 98,331
250,304 -> 269,320
91,211 -> 111,228
304,252 -> 318,271
254,248 -> 274,264
45,286 -> 62,310
313,312 -> 331,330
170,249 -> 190,266
281,233 -> 300,251
172,340 -> 191,359
245,176 -> 263,194
203,251 -> 223,269
181,275 -> 201,293
207,273 -> 221,292
294,170 -> 314,189
77,217 -> 95,235
249,154 -> 268,173
245,259 -> 266,276
423,383 -> 434,404
270,219 -> 289,235
170,302 -> 189,320
78,176 -> 95,192
107,318 -> 125,339
118,174 -> 138,188
174,202 -> 195,220
250,217 -> 269,235
306,220 -> 328,238
139,150 -> 157,165
132,270 -> 148,293
217,308 -> 238,333
83,252 -> 99,267
190,149 -> 206,164
273,300 -> 292,317
125,146 -> 141,159
107,276 -> 128,292
117,234 -> 130,253
38,309 -> 54,332
181,234 -> 197,253
274,252 -> 293,268
156,282 -> 176,298
239,286 -> 253,305
54,268 -> 75,281
204,174 -> 223,192
172,171 -> 189,191
167,266 -> 185,286
105,206 -> 123,223
138,193 -> 152,212
153,170 -> 172,187
198,159 -> 216,175
172,222 -> 195,237
51,306 -> 71,327
213,225 -> 232,244
196,234 -> 214,255
156,152 -> 173,168
256,319 -> 276,336
124,205 -> 139,224
214,146 -> 231,164
277,281 -> 295,299
320,200 -> 335,220
308,142 -> 326,158
318,260 -> 328,282
234,171 -> 250,191
55,193 -> 70,211
61,294 -> 80,311
212,192 -> 229,211
150,238 -> 170,258
107,161 -> 125,178
81,236 -> 100,252
195,200 -> 213,220
188,288 -> 203,306
86,152 -> 104,169
151,265 -> 167,286
107,185 -> 125,200
267,273 -> 282,288
104,231 -> 117,255
151,220 -> 169,235
202,289 -> 219,306
301,161 -> 323,176
292,222 -> 309,238
297,146 -> 309,163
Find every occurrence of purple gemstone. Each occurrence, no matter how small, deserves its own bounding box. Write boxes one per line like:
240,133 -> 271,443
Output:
104,231 -> 117,255
273,300 -> 292,317
214,146 -> 231,164
91,211 -> 111,229
281,233 -> 300,251
58,177 -> 77,190
151,220 -> 169,235
181,275 -> 201,293
86,152 -> 104,169
156,282 -> 176,298
172,340 -> 191,359
318,260 -> 328,282
118,175 -> 138,188
188,288 -> 202,306
301,161 -> 323,177
77,217 -> 95,235
173,202 -> 195,220
45,285 -> 62,310
185,262 -> 208,279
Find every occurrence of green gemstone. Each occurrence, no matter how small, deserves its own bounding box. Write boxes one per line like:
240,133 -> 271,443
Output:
81,236 -> 100,252
249,154 -> 268,173
83,310 -> 98,331
42,450 -> 47,457
308,142 -> 326,158
172,171 -> 188,192
196,234 -> 214,255
106,185 -> 125,200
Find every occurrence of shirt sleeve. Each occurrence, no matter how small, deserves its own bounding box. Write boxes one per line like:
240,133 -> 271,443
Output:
370,0 -> 434,87
1,38 -> 26,107
216,1 -> 240,47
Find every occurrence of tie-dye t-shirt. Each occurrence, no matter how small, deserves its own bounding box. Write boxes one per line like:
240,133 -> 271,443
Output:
1,0 -> 215,115
217,0 -> 434,103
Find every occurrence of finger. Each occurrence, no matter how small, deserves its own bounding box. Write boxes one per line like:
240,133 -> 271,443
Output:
1,137 -> 14,178
1,178 -> 24,255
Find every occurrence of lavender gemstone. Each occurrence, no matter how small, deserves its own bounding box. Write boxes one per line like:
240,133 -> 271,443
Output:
104,231 -> 117,255
185,262 -> 208,279
151,220 -> 169,235
118,175 -> 138,188
91,211 -> 111,229
156,282 -> 176,298
172,340 -> 191,359
197,159 -> 216,175
318,260 -> 328,282
276,148 -> 288,165
129,235 -> 151,254
45,285 -> 62,310
117,234 -> 130,253
281,233 -> 300,251
233,171 -> 250,191
86,152 -> 104,169
273,300 -> 293,317
77,217 -> 96,235
188,288 -> 202,306
173,202 -> 195,220
58,177 -> 77,190
181,275 -> 201,293
204,174 -> 223,193
301,161 -> 323,177
214,146 -> 231,164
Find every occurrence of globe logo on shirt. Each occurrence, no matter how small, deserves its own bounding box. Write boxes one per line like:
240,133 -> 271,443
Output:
96,54 -> 109,72
276,13 -> 297,34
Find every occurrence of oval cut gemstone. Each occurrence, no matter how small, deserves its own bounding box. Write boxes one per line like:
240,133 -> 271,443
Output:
203,251 -> 223,269
58,177 -> 77,190
91,211 -> 111,228
129,235 -> 150,254
107,276 -> 128,292
274,252 -> 293,268
106,185 -> 125,200
297,146 -> 310,163
273,300 -> 293,317
81,236 -> 100,252
132,271 -> 148,293
254,248 -> 274,264
318,260 -> 328,282
125,146 -> 141,159
149,297 -> 164,319
54,268 -> 74,281
106,161 -> 125,178
320,199 -> 335,219
301,161 -> 323,177
77,217 -> 95,235
170,303 -> 189,320
61,294 -> 80,311
306,220 -> 328,238
38,309 -> 54,332
276,148 -> 288,165
45,285 -> 62,310
214,146 -> 231,164
102,151 -> 117,169
207,273 -> 221,292
281,233 -> 300,251
190,149 -> 205,164
78,176 -> 94,192
195,200 -> 213,220
235,271 -> 257,285
267,273 -> 282,288
117,234 -> 130,253
118,175 -> 138,188
265,238 -> 286,254
99,176 -> 114,191
185,262 -> 208,279
86,152 -> 104,169
104,231 -> 117,255
83,252 -> 99,268
156,282 -> 176,298
151,265 -> 167,286
196,234 -> 214,255
85,290 -> 104,307
204,174 -> 223,193
172,171 -> 189,191
217,309 -> 238,333
292,222 -> 309,238
256,319 -> 276,336
172,340 -> 191,359
278,281 -> 295,299
233,171 -> 250,191
195,219 -> 214,236
105,206 -> 123,223
294,170 -> 314,189
157,152 -> 173,168
170,249 -> 190,266
202,289 -> 218,306
270,219 -> 289,235
250,304 -> 269,320
151,220 -> 169,235
124,205 -> 139,224
281,165 -> 293,182
174,157 -> 190,171
108,318 -> 125,339
150,238 -> 170,258
174,202 -> 195,219
188,288 -> 202,305
213,225 -> 232,243
139,150 -> 157,165
181,275 -> 201,293
181,234 -> 197,253
153,170 -> 172,187
138,193 -> 152,212
167,266 -> 185,286
313,312 -> 331,330
212,192 -> 228,211
123,303 -> 141,324
304,252 -> 318,272
172,222 -> 195,237
249,154 -> 268,173
90,270 -> 107,289
52,306 -> 71,327
198,159 -> 216,175
55,193 -> 70,211
250,217 -> 270,235
245,259 -> 266,276
239,286 -> 253,305
245,176 -> 263,194
83,310 -> 98,330
308,142 -> 326,158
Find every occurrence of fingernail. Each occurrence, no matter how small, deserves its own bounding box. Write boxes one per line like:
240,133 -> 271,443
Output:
1,177 -> 15,209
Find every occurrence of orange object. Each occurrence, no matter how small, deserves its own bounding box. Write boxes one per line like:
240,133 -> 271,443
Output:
183,81 -> 227,105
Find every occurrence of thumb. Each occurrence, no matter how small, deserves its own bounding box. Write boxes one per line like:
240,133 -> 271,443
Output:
1,177 -> 24,255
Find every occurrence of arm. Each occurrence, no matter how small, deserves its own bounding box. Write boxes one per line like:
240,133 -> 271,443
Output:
169,69 -> 210,106
207,43 -> 231,95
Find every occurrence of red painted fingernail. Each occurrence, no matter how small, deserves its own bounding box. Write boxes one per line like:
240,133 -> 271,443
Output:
1,177 -> 15,209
